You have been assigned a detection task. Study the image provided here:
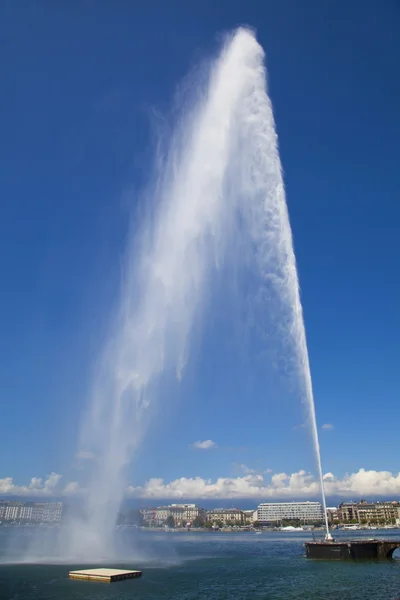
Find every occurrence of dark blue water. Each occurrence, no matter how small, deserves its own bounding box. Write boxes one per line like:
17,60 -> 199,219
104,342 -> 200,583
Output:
1,528 -> 400,599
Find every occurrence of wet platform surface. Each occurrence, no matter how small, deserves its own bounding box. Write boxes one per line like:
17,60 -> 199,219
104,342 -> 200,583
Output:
69,567 -> 142,582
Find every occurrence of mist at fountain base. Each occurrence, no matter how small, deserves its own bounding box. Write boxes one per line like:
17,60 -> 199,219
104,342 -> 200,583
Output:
0,525 -> 183,567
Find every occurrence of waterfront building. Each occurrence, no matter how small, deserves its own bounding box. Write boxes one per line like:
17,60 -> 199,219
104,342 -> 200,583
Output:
242,509 -> 255,524
326,507 -> 338,524
257,501 -> 324,524
19,505 -> 33,520
357,501 -> 400,524
0,501 -> 63,524
337,502 -> 358,523
206,508 -> 244,525
140,506 -> 170,526
338,500 -> 400,524
140,508 -> 158,525
40,502 -> 63,523
169,504 -> 205,525
141,504 -> 205,526
5,503 -> 22,521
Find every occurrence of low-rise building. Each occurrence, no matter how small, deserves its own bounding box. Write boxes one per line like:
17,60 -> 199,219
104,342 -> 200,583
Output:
242,509 -> 255,524
326,507 -> 338,524
337,502 -> 358,523
169,504 -> 205,526
357,501 -> 400,524
206,509 -> 244,525
141,504 -> 205,527
142,506 -> 170,526
140,508 -> 159,525
338,500 -> 400,524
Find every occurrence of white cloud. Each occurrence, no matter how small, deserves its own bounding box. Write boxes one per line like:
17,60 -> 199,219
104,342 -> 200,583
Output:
127,468 -> 400,499
63,481 -> 80,495
75,451 -> 95,460
0,473 -> 73,496
44,473 -> 62,489
321,424 -> 334,430
3,468 -> 400,500
190,439 -> 217,450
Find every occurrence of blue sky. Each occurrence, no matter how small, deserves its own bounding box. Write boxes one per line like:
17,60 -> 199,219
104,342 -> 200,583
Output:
1,0 -> 400,500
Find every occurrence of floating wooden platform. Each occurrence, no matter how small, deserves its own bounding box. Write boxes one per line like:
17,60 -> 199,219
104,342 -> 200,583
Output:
69,568 -> 142,583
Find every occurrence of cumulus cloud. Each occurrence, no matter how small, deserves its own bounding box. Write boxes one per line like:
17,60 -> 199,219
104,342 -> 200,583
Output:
44,473 -> 62,488
3,468 -> 400,499
127,468 -> 400,499
190,439 -> 217,450
321,424 -> 334,430
63,481 -> 80,495
0,473 -> 74,496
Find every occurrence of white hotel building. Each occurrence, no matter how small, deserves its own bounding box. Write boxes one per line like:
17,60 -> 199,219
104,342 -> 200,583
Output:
257,501 -> 323,523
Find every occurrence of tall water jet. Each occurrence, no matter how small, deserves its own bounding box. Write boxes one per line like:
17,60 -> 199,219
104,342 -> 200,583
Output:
70,26 -> 329,557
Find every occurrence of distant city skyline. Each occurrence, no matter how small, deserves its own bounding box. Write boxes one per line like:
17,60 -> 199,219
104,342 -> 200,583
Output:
3,499 -> 399,529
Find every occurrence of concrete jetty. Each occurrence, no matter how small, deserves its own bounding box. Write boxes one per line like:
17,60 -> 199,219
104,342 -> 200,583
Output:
69,568 -> 142,582
305,539 -> 400,560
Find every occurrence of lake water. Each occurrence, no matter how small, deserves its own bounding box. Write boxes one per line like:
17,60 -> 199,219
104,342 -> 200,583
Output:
1,528 -> 400,599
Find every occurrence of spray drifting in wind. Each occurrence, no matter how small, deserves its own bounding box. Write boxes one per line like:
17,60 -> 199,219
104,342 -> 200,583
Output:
71,27 -> 329,557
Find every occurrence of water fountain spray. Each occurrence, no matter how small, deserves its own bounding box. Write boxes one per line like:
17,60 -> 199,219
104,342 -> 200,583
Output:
70,27 -> 330,558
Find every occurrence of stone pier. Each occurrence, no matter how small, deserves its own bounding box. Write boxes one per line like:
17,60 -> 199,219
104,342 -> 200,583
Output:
305,539 -> 400,560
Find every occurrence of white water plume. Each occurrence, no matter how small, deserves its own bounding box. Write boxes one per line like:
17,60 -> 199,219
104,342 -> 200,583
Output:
68,26 -> 328,558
